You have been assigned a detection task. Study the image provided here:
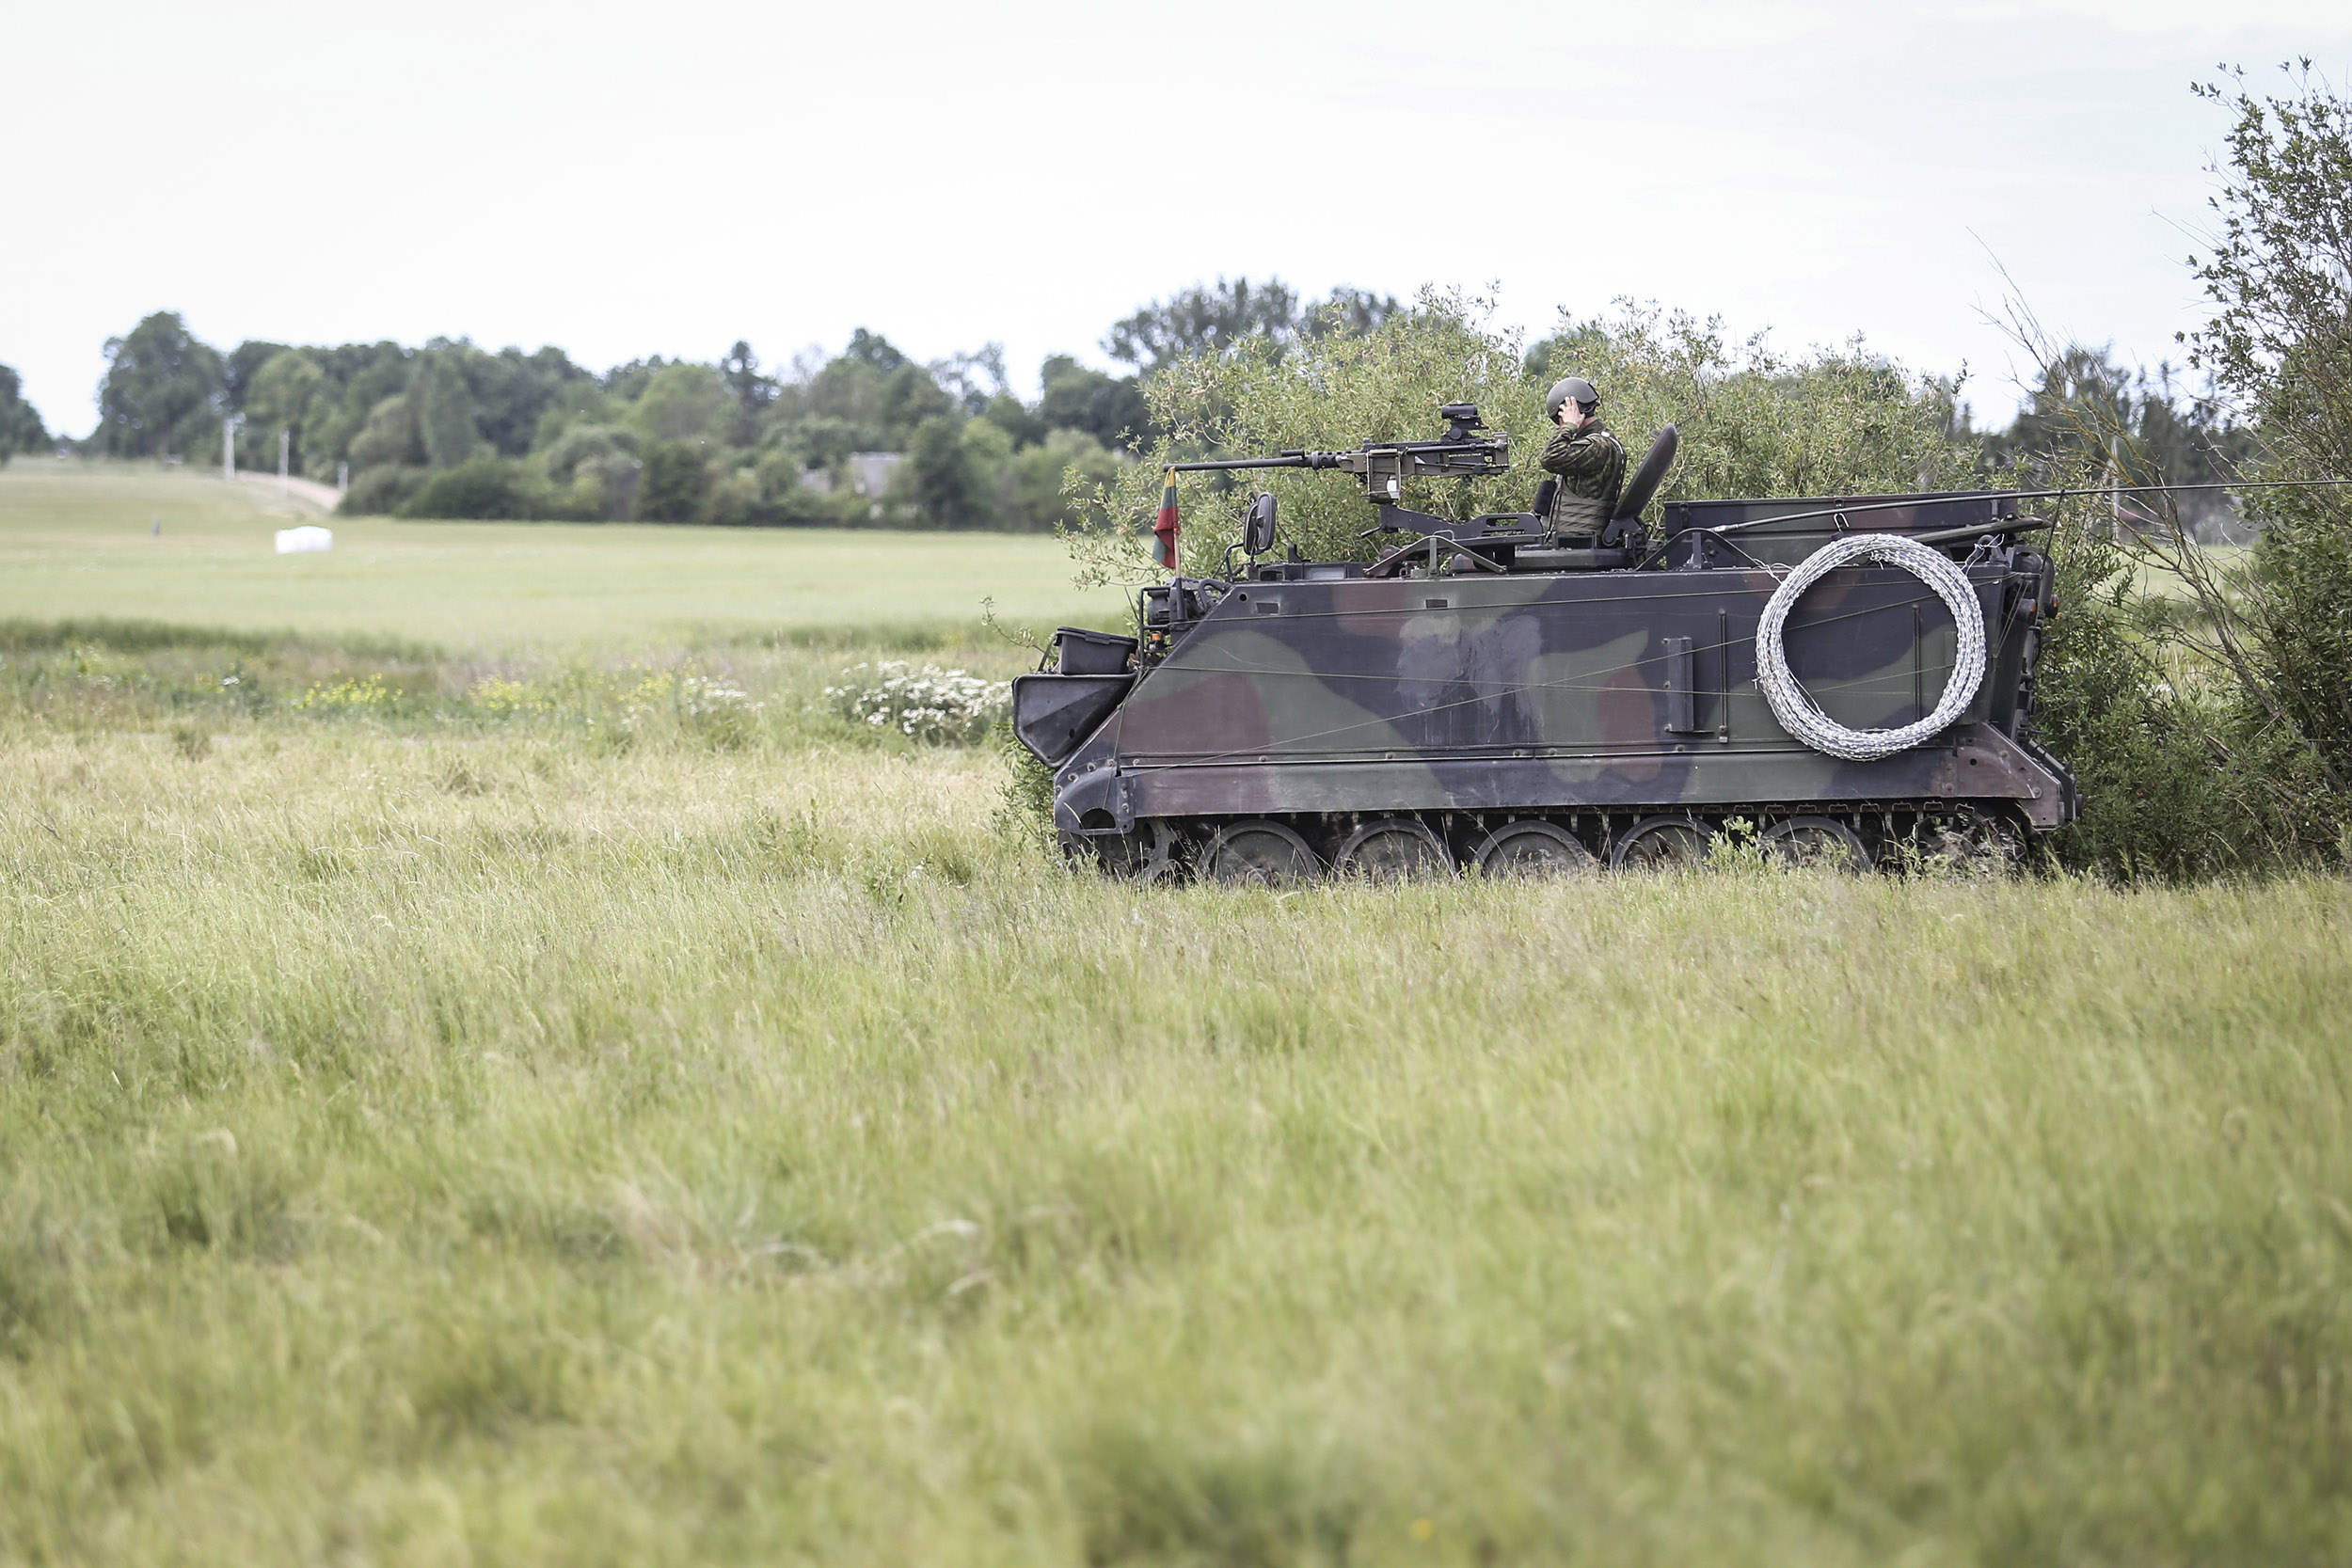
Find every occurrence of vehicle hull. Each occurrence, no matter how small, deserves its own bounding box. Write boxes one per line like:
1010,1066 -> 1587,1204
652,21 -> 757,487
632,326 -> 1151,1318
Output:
1015,505 -> 2074,873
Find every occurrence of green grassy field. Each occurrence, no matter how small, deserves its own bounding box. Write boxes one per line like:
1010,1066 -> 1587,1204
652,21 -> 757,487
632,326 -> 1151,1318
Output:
4,467 -> 2350,1565
0,461 -> 1126,650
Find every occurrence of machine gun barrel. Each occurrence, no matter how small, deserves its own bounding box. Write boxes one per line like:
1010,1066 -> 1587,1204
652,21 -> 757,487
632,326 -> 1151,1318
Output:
1163,407 -> 1511,501
1170,440 -> 1508,482
1167,452 -> 1335,473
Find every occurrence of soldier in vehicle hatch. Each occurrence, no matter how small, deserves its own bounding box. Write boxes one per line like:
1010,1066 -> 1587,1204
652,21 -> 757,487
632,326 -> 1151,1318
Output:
1540,375 -> 1627,544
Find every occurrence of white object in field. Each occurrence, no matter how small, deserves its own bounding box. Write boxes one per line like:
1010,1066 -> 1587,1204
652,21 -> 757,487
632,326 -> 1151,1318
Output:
275,526 -> 333,554
1755,531 -> 1988,762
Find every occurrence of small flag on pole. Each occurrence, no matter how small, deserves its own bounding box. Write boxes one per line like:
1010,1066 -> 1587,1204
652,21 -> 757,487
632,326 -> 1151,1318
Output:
1154,467 -> 1180,572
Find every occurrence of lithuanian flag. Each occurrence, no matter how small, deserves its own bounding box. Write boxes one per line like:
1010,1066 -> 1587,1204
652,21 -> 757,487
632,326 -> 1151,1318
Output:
1153,467 -> 1180,572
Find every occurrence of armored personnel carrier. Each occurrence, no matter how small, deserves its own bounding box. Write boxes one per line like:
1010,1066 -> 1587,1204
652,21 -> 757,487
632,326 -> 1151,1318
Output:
1012,403 -> 2074,879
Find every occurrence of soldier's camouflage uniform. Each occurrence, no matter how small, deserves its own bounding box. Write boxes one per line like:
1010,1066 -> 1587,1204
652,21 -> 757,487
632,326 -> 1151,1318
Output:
1540,421 -> 1627,542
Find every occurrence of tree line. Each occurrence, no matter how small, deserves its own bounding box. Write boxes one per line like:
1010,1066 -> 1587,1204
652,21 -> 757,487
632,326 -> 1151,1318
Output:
0,365 -> 47,463
3,272 -> 2257,546
0,281 -> 1406,531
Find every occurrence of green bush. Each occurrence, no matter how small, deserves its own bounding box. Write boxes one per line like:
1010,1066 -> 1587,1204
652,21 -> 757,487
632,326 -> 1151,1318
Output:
1063,289 -> 1982,585
2247,486 -> 2352,803
2025,513 -> 2289,874
899,416 -> 994,529
628,363 -> 730,443
636,440 -> 707,523
397,457 -> 549,521
340,463 -> 430,516
999,428 -> 1120,533
2014,70 -> 2352,875
1530,304 -> 1979,501
539,423 -> 642,521
755,467 -> 866,527
2186,71 -> 2352,849
348,393 -> 421,469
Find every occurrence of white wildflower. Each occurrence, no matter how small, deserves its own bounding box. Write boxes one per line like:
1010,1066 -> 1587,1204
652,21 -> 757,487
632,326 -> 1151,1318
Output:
827,661 -> 1010,746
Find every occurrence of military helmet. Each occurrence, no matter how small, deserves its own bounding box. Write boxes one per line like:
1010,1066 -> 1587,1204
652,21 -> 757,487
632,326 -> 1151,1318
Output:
1547,376 -> 1599,421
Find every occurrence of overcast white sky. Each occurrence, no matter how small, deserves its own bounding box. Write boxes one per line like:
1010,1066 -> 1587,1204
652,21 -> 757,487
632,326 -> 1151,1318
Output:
4,0 -> 2347,436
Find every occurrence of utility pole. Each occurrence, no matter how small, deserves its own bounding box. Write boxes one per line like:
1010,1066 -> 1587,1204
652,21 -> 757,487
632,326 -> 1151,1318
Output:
279,427 -> 290,497
223,419 -> 234,481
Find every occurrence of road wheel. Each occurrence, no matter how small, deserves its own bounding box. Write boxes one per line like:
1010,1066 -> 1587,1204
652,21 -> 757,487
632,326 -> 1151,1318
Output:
1200,820 -> 1322,887
1610,815 -> 1709,871
1761,816 -> 1870,873
1471,820 -> 1597,878
1333,817 -> 1454,881
1057,820 -> 1179,881
1111,820 -> 1184,881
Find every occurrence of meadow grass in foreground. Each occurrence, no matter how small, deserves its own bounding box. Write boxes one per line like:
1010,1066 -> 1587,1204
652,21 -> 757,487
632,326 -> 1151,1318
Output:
2,623 -> 2350,1565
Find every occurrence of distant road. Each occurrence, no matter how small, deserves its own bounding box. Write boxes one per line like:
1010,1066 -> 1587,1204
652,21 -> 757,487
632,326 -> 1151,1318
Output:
230,469 -> 342,513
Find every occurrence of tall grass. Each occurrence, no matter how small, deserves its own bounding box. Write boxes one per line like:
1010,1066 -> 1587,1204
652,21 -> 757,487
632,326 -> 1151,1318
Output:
3,471 -> 2348,1562
3,673 -> 2349,1562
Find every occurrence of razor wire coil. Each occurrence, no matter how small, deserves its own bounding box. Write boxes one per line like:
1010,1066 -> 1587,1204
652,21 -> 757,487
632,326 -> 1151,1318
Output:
1755,532 -> 1987,762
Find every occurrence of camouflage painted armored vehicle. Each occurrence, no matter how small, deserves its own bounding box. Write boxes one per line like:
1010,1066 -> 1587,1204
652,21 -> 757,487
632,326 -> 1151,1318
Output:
1012,403 -> 2074,880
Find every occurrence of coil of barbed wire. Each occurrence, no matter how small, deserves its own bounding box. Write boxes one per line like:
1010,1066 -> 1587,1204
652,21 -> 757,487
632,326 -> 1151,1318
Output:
1754,532 -> 1987,762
